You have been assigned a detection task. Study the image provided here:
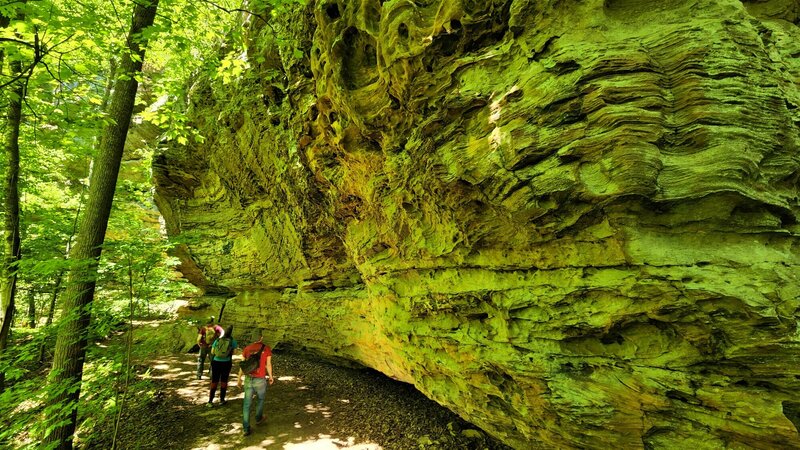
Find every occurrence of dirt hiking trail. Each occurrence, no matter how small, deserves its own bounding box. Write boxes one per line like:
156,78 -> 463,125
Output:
97,348 -> 512,450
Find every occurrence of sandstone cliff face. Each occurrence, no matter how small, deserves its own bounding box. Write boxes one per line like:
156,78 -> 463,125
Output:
153,0 -> 800,447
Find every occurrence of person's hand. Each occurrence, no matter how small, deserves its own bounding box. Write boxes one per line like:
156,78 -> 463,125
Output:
268,376 -> 274,385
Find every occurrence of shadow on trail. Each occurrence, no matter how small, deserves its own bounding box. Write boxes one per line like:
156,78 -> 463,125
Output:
161,355 -> 381,449
104,349 -> 509,450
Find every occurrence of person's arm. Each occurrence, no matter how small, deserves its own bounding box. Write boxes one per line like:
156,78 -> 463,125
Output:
266,355 -> 274,385
196,330 -> 203,346
237,345 -> 250,387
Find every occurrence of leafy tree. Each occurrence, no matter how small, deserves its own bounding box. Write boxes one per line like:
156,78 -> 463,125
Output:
0,5 -> 26,395
1,0 -> 114,393
0,0 -> 296,446
0,63 -> 22,393
43,1 -> 160,447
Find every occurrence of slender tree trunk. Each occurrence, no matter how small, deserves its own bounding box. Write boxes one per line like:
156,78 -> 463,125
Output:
141,266 -> 151,317
44,192 -> 82,329
38,276 -> 61,363
0,14 -> 8,69
27,289 -> 36,328
45,276 -> 61,327
0,50 -> 24,395
111,256 -> 136,450
40,147 -> 85,363
43,1 -> 159,448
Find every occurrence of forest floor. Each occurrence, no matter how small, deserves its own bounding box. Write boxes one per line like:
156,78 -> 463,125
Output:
89,334 -> 513,450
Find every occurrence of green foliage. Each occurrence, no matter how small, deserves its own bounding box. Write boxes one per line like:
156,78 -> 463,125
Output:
0,318 -> 155,448
137,0 -> 244,143
139,0 -> 312,143
2,0 -> 201,446
0,0 -> 318,447
2,0 -> 204,326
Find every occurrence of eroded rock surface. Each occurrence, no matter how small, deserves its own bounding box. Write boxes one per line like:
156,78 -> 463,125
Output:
153,0 -> 800,447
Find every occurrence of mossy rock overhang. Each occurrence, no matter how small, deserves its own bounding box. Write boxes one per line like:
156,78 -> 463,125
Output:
152,0 -> 800,448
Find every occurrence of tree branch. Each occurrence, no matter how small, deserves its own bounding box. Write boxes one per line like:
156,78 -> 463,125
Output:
193,0 -> 272,28
43,34 -> 74,54
0,0 -> 40,7
0,61 -> 36,90
0,37 -> 35,48
108,0 -> 127,35
21,66 -> 41,120
0,29 -> 76,89
39,58 -> 61,84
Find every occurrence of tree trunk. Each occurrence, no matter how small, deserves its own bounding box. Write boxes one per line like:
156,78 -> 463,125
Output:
45,181 -> 84,329
27,289 -> 35,328
0,13 -> 8,70
38,276 -> 61,363
0,49 -> 24,396
43,1 -> 159,448
45,275 -> 61,327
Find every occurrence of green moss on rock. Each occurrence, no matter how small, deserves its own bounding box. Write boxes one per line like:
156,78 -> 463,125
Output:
154,0 -> 800,448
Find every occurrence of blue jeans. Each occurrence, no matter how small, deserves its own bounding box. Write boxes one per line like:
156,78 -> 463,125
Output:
242,376 -> 268,431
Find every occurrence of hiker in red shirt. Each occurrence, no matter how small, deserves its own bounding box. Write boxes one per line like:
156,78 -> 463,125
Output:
237,332 -> 273,436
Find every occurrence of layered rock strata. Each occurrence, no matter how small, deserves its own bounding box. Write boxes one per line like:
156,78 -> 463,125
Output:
154,0 -> 800,448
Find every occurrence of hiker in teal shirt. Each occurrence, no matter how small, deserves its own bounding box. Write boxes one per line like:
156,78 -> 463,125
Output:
207,325 -> 238,406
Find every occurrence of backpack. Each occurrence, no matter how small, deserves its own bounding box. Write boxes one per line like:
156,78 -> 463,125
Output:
239,344 -> 265,374
203,326 -> 216,345
213,337 -> 233,358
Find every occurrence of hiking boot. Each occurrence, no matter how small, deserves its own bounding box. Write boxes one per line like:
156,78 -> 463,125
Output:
205,402 -> 213,408
256,416 -> 265,425
243,428 -> 251,436
220,400 -> 228,406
